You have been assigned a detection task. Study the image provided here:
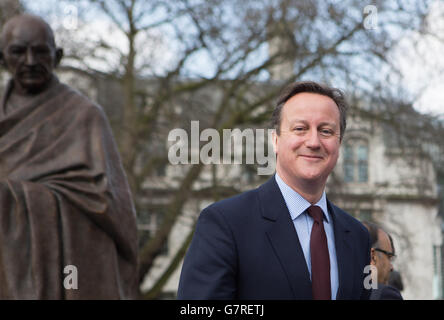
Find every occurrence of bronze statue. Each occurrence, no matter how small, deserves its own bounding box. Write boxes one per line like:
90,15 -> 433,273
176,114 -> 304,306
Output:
0,14 -> 139,299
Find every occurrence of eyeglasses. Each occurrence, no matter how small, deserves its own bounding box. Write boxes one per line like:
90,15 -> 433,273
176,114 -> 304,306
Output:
374,248 -> 396,261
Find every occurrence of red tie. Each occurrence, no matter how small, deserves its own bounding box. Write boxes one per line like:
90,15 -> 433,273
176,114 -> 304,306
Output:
307,205 -> 331,300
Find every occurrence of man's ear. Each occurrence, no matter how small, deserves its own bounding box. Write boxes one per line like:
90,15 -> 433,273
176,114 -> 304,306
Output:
370,248 -> 377,264
54,48 -> 63,67
271,129 -> 278,156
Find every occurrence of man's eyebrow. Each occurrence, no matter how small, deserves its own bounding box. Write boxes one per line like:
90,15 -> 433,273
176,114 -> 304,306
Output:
318,121 -> 338,128
287,119 -> 338,127
288,119 -> 307,124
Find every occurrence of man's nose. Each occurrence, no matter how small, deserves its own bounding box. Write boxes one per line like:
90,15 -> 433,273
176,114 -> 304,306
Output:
25,48 -> 36,65
305,128 -> 321,149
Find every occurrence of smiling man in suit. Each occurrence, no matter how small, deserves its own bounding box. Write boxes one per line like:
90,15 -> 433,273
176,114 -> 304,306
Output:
177,81 -> 371,300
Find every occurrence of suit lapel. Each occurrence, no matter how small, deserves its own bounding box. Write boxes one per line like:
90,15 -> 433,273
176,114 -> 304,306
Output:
258,177 -> 312,299
328,200 -> 354,299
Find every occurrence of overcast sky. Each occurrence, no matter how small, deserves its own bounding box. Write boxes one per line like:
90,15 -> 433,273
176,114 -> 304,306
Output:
392,0 -> 444,117
23,0 -> 444,117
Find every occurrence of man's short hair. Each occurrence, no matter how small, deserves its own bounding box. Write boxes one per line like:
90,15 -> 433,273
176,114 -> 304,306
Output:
362,221 -> 395,255
271,81 -> 348,140
362,221 -> 380,248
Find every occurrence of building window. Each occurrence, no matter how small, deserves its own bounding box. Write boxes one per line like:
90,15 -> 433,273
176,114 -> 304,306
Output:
343,140 -> 369,183
343,144 -> 354,182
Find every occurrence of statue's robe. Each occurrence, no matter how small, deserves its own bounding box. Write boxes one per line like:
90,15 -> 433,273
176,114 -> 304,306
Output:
0,78 -> 138,299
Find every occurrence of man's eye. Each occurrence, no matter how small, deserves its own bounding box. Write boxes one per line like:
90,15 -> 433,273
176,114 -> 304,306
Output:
320,129 -> 334,136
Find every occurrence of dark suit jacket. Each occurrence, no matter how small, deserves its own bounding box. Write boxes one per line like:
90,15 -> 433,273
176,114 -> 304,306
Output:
370,284 -> 403,300
177,177 -> 371,299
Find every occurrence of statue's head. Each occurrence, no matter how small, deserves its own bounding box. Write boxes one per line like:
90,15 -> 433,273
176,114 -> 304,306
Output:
0,14 -> 63,95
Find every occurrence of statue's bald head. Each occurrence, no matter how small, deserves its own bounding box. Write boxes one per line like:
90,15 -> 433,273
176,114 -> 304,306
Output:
0,14 -> 63,95
1,14 -> 56,51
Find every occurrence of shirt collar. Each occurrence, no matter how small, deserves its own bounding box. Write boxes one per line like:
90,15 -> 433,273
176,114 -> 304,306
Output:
275,173 -> 330,223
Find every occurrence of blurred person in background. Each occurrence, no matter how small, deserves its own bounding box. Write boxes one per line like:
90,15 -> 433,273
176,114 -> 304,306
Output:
362,221 -> 403,300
